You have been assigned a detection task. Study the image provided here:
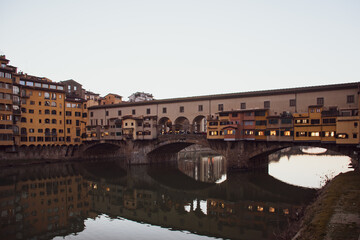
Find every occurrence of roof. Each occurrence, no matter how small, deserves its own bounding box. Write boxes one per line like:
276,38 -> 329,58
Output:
61,79 -> 82,86
89,82 -> 360,110
104,93 -> 122,98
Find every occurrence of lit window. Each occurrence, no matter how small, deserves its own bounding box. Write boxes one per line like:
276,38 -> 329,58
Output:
270,131 -> 277,136
311,132 -> 320,137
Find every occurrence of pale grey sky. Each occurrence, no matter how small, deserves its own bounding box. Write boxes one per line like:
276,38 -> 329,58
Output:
1,0 -> 359,100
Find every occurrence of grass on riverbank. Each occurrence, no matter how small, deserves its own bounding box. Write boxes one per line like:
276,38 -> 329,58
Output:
294,170 -> 360,240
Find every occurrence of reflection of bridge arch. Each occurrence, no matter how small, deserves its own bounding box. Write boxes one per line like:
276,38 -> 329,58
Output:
174,117 -> 190,133
192,115 -> 206,133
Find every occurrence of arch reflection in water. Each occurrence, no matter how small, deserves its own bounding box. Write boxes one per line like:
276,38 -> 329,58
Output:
268,146 -> 353,188
177,150 -> 227,184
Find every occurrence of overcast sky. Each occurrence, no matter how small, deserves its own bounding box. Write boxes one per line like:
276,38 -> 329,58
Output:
1,0 -> 359,100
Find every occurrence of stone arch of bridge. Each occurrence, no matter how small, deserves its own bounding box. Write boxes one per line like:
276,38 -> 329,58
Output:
174,116 -> 190,133
158,117 -> 173,134
192,115 -> 207,133
82,142 -> 123,157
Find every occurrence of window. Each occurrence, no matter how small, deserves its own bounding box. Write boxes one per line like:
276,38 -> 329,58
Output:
118,110 -> 122,116
106,111 -> 109,116
44,92 -> 50,99
347,95 -> 355,103
311,119 -> 320,124
66,119 -> 72,124
264,101 -> 270,109
146,108 -> 150,114
26,81 -> 34,86
290,99 -> 296,107
241,102 -> 246,109
268,119 -> 278,124
75,112 -> 81,117
132,109 -> 136,115
317,97 -> 324,105
218,104 -> 224,111
90,112 -> 94,117
198,105 -> 203,112
180,106 -> 184,113
163,107 -> 167,114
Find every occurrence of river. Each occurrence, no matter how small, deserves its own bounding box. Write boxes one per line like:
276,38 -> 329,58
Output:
0,146 -> 353,240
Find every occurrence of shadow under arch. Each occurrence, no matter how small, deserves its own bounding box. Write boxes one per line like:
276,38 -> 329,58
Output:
83,142 -> 122,157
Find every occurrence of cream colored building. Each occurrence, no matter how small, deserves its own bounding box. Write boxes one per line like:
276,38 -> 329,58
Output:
88,82 -> 360,136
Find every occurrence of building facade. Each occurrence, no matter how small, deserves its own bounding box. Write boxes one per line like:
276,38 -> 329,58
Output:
88,82 -> 360,145
0,56 -> 17,146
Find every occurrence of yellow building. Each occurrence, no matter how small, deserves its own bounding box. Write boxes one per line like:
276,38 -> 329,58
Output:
254,109 -> 268,140
0,56 -> 16,146
16,74 -> 66,145
294,105 -> 323,142
207,116 -> 223,140
336,115 -> 360,144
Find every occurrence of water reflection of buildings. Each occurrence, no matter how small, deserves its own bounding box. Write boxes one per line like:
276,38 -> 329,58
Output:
0,166 -> 90,240
0,162 -> 315,240
177,151 -> 227,183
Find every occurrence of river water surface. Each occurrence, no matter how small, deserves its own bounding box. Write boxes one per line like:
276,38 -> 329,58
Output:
0,146 -> 353,240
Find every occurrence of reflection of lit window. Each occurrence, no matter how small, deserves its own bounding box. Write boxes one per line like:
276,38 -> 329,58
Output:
283,209 -> 289,215
257,206 -> 263,212
248,205 -> 253,211
220,203 -> 225,209
269,207 -> 275,213
93,184 -> 97,189
106,187 -> 110,192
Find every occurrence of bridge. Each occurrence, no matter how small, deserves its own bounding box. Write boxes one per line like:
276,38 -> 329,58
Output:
80,134 -> 358,171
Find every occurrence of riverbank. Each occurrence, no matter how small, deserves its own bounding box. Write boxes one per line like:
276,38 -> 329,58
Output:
292,170 -> 360,240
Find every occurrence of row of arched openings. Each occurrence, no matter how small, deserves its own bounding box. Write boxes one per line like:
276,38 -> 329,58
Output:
158,116 -> 206,134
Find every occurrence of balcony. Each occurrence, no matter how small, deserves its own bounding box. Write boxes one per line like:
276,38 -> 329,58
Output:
13,109 -> 21,115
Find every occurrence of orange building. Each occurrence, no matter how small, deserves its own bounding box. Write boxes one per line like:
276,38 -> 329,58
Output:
100,93 -> 122,105
16,74 -> 66,145
0,56 -> 17,146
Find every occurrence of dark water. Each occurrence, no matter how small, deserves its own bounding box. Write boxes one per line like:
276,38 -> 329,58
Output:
0,147 -> 352,240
